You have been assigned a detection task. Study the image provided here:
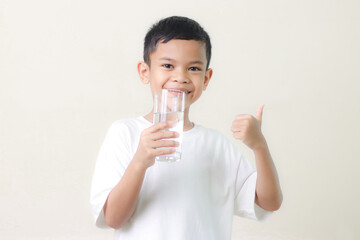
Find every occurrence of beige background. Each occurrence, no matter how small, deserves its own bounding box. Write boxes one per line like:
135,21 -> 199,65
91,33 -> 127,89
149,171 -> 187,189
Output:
1,0 -> 359,239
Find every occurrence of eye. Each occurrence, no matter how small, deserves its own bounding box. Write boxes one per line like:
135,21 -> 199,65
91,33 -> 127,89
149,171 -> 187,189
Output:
162,64 -> 174,69
189,66 -> 201,71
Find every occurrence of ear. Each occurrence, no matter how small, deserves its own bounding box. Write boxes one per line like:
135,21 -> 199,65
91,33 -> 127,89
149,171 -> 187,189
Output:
137,61 -> 150,84
203,68 -> 213,91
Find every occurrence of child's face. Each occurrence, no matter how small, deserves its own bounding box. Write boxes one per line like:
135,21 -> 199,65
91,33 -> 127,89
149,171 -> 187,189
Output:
138,39 -> 213,109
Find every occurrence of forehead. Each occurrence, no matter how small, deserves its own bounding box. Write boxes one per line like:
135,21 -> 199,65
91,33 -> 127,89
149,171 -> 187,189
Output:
150,39 -> 206,63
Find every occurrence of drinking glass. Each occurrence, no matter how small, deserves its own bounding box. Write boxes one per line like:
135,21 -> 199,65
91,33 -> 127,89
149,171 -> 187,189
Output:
153,89 -> 185,162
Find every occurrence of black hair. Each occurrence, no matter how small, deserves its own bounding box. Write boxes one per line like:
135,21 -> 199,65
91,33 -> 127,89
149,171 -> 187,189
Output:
143,16 -> 212,69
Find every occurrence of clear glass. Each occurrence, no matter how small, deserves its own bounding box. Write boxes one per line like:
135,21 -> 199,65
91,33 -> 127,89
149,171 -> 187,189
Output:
153,89 -> 185,162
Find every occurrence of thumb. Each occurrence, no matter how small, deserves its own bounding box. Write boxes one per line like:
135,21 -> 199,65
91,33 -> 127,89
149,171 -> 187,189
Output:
256,104 -> 264,126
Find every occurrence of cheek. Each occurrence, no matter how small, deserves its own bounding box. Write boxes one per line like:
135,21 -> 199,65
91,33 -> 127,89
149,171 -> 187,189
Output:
150,72 -> 168,86
189,90 -> 202,103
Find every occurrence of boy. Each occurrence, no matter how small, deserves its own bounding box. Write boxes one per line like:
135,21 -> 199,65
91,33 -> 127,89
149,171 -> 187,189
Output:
90,16 -> 282,240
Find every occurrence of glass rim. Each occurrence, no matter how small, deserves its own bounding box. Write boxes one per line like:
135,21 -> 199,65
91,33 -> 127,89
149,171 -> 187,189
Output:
154,89 -> 185,94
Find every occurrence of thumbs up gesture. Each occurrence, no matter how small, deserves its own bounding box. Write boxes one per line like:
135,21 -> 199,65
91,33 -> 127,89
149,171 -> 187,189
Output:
231,104 -> 266,151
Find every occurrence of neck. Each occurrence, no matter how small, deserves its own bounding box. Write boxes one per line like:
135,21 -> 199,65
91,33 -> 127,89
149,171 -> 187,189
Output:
143,108 -> 194,131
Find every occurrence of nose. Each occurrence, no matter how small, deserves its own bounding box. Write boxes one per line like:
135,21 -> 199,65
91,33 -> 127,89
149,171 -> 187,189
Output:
172,69 -> 190,83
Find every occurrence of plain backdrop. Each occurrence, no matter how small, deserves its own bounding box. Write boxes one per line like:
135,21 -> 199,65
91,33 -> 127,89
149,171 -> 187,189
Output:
1,0 -> 359,239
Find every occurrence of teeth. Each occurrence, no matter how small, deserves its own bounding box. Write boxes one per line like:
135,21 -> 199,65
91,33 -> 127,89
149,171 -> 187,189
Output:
164,89 -> 190,94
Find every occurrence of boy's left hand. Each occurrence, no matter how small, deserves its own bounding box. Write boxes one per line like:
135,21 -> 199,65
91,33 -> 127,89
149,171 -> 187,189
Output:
231,104 -> 266,151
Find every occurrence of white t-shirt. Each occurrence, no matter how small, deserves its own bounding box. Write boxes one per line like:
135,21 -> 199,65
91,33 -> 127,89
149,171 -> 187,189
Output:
90,117 -> 271,240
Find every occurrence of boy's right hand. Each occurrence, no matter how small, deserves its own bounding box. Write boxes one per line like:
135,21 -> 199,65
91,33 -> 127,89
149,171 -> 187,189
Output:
132,121 -> 179,169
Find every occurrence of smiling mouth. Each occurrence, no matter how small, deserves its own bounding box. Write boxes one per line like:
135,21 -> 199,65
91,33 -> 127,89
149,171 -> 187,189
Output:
166,89 -> 191,94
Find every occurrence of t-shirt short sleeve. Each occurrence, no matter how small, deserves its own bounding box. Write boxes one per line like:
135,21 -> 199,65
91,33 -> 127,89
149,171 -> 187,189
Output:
231,145 -> 272,221
90,121 -> 132,228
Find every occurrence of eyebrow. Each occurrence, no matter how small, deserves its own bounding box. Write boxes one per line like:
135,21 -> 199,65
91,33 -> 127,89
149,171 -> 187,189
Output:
159,57 -> 204,65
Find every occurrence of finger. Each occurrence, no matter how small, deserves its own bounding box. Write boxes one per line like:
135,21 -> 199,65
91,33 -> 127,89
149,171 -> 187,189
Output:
155,147 -> 176,156
233,132 -> 243,140
231,119 -> 248,132
231,124 -> 243,133
148,121 -> 176,133
235,114 -> 248,120
256,104 -> 264,125
153,140 -> 179,148
152,130 -> 179,140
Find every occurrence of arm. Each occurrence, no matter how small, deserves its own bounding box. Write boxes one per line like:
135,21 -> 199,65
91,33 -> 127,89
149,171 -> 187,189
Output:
253,141 -> 282,211
104,121 -> 179,229
103,160 -> 147,229
231,104 -> 282,211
